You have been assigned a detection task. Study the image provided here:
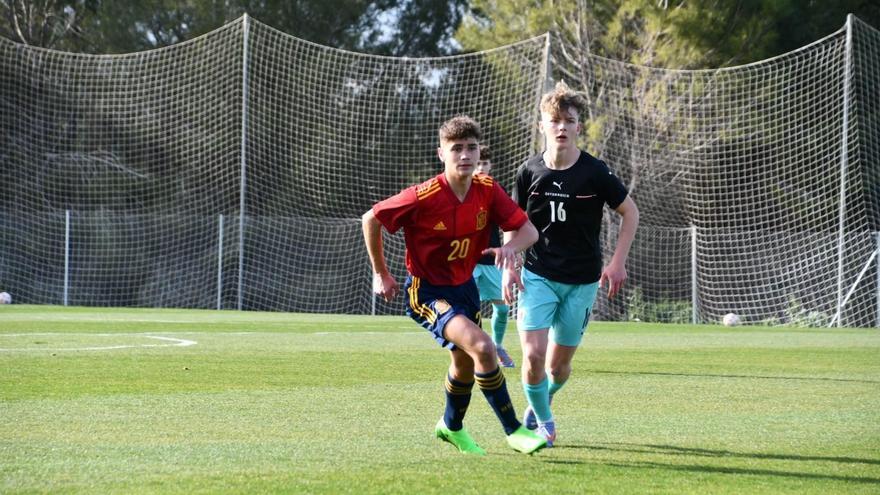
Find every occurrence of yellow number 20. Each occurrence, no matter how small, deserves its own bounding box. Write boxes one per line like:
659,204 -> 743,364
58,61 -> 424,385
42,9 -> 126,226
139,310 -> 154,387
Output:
448,239 -> 470,261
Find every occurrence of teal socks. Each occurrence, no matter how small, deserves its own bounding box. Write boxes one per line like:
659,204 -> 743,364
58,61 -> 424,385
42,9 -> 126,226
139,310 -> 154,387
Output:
490,304 -> 509,346
523,377 -> 553,423
549,378 -> 566,398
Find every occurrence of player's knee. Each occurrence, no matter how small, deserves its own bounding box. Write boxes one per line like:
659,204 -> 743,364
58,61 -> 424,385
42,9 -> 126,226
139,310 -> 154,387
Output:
523,351 -> 545,373
472,337 -> 496,359
548,364 -> 571,381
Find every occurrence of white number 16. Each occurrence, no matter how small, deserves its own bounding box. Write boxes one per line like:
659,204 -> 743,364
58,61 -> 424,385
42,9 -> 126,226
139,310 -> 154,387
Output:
549,200 -> 567,222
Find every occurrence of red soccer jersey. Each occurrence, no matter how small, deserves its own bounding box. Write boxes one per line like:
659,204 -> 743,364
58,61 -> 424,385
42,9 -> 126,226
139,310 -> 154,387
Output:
373,173 -> 528,286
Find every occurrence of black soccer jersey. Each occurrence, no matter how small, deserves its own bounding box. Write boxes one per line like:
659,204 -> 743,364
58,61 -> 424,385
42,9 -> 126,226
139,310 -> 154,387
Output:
478,183 -> 506,266
477,225 -> 502,265
512,150 -> 628,284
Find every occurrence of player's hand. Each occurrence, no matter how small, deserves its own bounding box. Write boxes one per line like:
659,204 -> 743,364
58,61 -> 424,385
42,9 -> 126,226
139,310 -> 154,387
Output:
502,267 -> 523,305
373,272 -> 400,302
599,262 -> 627,299
481,246 -> 517,271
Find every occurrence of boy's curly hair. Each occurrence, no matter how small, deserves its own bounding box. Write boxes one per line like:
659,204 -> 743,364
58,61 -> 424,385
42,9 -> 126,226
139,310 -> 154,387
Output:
540,81 -> 587,117
438,115 -> 482,142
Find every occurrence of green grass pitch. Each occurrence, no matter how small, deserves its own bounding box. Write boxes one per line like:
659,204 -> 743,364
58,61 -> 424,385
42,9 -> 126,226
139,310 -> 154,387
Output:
1,305 -> 879,494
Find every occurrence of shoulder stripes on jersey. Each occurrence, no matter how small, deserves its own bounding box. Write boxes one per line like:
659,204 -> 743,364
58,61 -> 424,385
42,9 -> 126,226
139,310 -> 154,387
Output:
416,179 -> 441,200
473,175 -> 494,187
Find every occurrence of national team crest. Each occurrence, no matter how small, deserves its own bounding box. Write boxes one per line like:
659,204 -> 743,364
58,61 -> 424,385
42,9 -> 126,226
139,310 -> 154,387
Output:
476,210 -> 487,230
434,299 -> 451,314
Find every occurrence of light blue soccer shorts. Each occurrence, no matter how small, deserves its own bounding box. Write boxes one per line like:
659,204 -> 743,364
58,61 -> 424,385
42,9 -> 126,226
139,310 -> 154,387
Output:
472,263 -> 502,302
517,268 -> 599,347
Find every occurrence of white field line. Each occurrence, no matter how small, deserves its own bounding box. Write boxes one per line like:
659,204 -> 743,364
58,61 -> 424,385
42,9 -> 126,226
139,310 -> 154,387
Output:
0,334 -> 196,352
0,330 -> 423,352
0,319 -> 280,324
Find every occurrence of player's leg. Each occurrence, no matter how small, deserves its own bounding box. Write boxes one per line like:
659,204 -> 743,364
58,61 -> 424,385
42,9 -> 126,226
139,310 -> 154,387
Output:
489,299 -> 513,367
490,300 -> 510,344
516,268 -> 558,433
546,343 -> 577,396
480,265 -> 509,350
519,328 -> 551,419
444,314 -> 497,372
445,314 -> 546,454
404,276 -> 487,455
442,348 -> 475,432
540,281 -> 599,446
547,281 -> 598,397
475,265 -> 513,367
434,346 -> 485,455
445,314 -> 517,431
533,340 -> 578,447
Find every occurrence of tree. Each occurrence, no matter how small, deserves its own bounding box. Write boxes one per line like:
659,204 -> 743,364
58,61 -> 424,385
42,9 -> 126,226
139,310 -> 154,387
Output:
0,0 -> 468,55
0,0 -> 99,50
459,0 -> 880,70
456,0 -> 880,195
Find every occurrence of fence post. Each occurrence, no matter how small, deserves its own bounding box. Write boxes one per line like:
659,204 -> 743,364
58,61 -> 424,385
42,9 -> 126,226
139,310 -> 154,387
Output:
64,209 -> 70,306
836,14 -> 854,327
217,214 -> 224,310
691,225 -> 698,324
237,14 -> 250,311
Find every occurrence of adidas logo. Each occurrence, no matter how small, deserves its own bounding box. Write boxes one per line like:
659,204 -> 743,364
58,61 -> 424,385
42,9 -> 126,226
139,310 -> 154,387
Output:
433,221 -> 447,230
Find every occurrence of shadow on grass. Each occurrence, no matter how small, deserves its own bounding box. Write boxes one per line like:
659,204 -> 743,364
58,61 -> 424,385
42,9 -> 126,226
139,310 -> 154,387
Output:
548,443 -> 880,484
546,457 -> 880,484
580,442 -> 880,466
586,369 -> 880,384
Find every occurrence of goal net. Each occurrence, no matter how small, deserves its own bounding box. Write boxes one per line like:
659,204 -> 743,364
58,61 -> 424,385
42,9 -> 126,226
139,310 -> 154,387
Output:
0,16 -> 549,314
1,15 -> 877,326
580,16 -> 880,327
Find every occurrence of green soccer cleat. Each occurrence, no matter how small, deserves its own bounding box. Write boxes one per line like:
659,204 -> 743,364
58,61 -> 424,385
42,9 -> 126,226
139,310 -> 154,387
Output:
434,419 -> 487,456
506,425 -> 547,454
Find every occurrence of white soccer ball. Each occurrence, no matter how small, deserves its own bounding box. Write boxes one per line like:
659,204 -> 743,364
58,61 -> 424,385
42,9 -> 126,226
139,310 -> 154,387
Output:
722,312 -> 740,327
0,292 -> 11,304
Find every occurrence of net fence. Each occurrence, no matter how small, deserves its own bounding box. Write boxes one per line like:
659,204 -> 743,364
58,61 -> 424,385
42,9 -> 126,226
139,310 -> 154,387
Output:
0,15 -> 877,326
586,16 -> 880,327
0,16 -> 549,314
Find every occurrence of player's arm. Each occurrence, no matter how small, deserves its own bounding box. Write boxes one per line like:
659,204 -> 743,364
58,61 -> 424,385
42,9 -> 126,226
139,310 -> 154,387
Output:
496,222 -> 537,304
484,175 -> 535,271
362,209 -> 400,302
599,195 -> 639,299
491,219 -> 538,267
496,171 -> 534,304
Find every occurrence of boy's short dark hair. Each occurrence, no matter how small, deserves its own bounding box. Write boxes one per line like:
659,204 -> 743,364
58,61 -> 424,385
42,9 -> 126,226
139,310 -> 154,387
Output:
540,81 -> 587,118
439,115 -> 482,143
479,144 -> 492,161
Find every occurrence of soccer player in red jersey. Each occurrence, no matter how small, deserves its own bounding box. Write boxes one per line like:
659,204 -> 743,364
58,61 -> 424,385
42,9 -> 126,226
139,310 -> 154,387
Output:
362,115 -> 547,455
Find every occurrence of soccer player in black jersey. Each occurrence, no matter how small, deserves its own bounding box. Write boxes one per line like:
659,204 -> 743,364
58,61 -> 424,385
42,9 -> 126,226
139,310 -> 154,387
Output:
505,81 -> 639,447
